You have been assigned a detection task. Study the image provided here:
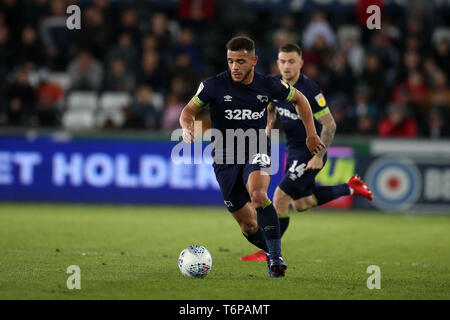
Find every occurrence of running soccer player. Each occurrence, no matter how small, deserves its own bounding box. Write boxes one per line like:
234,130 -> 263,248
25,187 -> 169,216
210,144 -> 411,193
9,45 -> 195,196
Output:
241,43 -> 373,262
179,37 -> 325,277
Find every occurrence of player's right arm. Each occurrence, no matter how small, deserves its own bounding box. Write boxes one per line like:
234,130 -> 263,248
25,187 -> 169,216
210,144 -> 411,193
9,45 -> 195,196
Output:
179,99 -> 203,143
180,79 -> 214,143
305,111 -> 336,170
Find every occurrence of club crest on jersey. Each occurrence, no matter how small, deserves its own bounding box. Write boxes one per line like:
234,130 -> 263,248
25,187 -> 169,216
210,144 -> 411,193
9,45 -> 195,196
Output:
256,95 -> 268,103
315,93 -> 327,107
223,95 -> 232,102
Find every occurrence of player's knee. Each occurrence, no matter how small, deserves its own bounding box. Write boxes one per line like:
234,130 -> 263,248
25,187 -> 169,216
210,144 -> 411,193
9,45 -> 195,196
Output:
293,199 -> 313,212
250,190 -> 268,208
273,190 -> 288,213
241,220 -> 258,235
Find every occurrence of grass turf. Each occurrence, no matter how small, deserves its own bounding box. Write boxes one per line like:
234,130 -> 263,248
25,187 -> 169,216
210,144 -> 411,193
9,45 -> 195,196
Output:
0,203 -> 449,300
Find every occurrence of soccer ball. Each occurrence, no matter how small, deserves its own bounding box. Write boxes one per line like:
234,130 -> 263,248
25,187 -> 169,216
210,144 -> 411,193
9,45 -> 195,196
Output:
178,245 -> 212,278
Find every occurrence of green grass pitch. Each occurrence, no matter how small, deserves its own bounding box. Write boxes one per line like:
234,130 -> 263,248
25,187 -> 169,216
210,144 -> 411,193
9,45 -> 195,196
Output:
0,203 -> 449,300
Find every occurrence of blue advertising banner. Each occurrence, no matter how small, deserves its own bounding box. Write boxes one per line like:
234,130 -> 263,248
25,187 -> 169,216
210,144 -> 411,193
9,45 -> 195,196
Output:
0,135 -> 356,208
0,135 -> 224,205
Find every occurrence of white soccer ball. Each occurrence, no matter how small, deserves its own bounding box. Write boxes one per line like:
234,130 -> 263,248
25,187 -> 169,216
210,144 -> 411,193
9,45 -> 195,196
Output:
178,245 -> 212,278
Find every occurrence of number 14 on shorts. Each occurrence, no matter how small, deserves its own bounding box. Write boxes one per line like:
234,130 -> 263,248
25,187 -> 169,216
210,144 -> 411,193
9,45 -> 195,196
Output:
288,160 -> 305,181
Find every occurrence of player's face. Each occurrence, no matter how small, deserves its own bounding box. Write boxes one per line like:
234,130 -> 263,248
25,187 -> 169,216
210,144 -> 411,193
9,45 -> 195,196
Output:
277,51 -> 303,82
227,49 -> 257,84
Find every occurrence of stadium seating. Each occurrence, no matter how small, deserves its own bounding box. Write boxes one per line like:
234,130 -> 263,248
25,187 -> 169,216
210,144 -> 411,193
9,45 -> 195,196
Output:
63,92 -> 99,130
96,92 -> 132,127
62,110 -> 96,130
67,91 -> 99,111
47,72 -> 72,91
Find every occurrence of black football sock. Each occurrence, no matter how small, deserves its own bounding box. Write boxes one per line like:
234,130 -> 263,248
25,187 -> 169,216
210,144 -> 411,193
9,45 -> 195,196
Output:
278,214 -> 290,238
242,227 -> 268,253
312,184 -> 351,206
256,199 -> 282,259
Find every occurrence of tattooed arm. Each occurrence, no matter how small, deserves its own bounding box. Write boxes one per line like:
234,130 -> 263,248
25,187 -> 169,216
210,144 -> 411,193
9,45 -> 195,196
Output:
305,112 -> 337,170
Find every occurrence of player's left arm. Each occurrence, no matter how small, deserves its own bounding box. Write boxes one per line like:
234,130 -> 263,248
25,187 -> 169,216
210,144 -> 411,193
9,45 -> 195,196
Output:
305,111 -> 336,170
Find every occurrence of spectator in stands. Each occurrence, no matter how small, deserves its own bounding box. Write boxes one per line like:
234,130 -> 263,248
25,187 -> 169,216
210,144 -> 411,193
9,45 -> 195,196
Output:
404,18 -> 429,56
148,12 -> 175,55
0,0 -> 447,138
67,50 -> 103,91
361,53 -> 388,107
427,71 -> 450,111
378,103 -> 418,138
301,62 -> 322,87
0,0 -> 22,42
118,8 -> 141,48
302,11 -> 337,50
21,0 -> 51,28
392,70 -> 428,119
349,86 -> 379,135
326,52 -> 356,101
397,50 -> 420,83
169,52 -> 200,98
366,31 -> 400,87
261,29 -> 297,73
15,25 -> 45,68
172,27 -> 204,75
328,94 -> 353,134
122,85 -> 161,130
39,0 -> 74,70
4,67 -> 35,126
433,38 -> 450,76
405,70 -> 428,109
106,32 -> 138,74
34,69 -> 64,127
178,0 -> 216,30
162,93 -> 184,131
102,56 -> 135,92
422,56 -> 441,88
339,31 -> 365,76
141,33 -> 159,53
169,75 -> 192,103
302,34 -> 333,82
419,107 -> 450,139
136,50 -> 168,93
0,13 -> 12,77
92,0 -> 117,28
76,6 -> 112,60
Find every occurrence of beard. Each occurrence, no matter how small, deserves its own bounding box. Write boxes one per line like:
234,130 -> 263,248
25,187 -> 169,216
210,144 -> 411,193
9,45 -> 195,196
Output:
232,67 -> 253,83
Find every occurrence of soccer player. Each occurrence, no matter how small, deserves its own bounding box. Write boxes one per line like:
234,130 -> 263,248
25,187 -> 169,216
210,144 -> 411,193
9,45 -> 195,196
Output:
179,36 -> 325,277
241,43 -> 373,262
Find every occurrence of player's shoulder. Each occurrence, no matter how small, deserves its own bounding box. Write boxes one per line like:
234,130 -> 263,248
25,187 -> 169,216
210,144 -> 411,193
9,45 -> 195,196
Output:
212,70 -> 231,83
263,73 -> 283,83
262,73 -> 291,90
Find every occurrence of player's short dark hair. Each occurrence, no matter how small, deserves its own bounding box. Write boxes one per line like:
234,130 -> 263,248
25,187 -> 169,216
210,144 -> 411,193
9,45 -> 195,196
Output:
279,43 -> 302,57
226,36 -> 255,53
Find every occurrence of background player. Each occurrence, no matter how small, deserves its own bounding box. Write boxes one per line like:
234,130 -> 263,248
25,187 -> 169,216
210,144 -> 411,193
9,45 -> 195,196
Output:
179,37 -> 325,277
242,43 -> 373,262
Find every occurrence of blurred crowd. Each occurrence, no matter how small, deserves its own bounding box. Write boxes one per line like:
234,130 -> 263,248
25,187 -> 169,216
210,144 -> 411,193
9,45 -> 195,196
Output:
0,0 -> 449,139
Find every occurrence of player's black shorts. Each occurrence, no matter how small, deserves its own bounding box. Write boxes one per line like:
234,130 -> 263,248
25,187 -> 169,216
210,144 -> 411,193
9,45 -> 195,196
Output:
213,161 -> 270,213
278,146 -> 327,200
